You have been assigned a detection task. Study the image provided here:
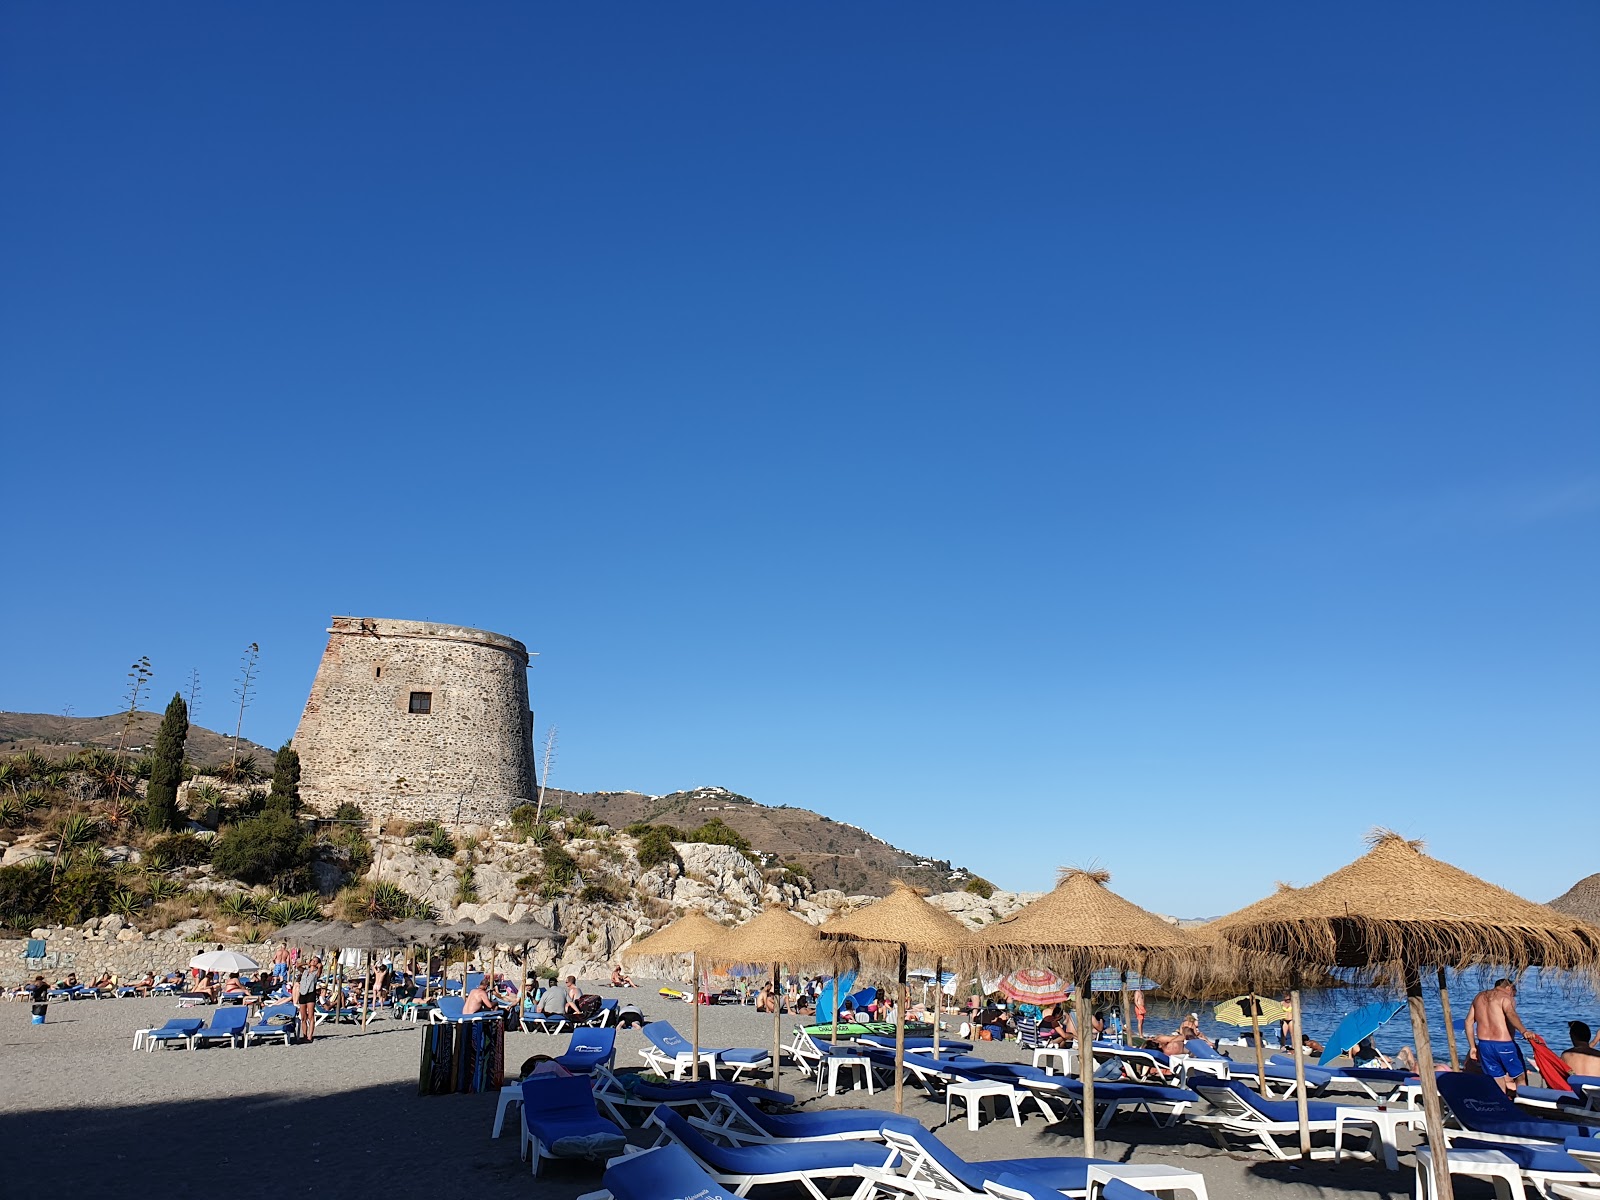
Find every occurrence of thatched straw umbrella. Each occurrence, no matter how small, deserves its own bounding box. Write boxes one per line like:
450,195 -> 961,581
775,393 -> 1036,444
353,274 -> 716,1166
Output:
343,920 -> 404,1028
1217,830 -> 1600,1200
708,907 -> 831,1093
820,882 -> 971,1114
436,917 -> 485,997
1550,873 -> 1600,927
623,910 -> 727,1080
495,913 -> 562,1007
973,867 -> 1202,1157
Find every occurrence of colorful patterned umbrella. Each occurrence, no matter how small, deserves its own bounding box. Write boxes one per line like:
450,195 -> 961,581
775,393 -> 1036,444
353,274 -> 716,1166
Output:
997,968 -> 1072,1006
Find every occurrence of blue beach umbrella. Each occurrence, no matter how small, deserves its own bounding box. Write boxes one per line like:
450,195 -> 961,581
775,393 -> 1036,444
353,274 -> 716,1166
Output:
1320,1000 -> 1405,1066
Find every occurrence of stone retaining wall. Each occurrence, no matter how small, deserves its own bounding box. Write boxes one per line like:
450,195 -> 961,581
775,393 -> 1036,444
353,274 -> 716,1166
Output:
1,938 -> 269,986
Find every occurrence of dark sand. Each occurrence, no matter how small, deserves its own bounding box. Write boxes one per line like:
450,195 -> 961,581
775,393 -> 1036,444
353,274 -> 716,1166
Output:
0,982 -> 1463,1199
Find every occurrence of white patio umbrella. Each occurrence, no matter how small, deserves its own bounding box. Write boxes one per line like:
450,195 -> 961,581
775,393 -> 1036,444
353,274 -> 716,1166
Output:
189,949 -> 260,974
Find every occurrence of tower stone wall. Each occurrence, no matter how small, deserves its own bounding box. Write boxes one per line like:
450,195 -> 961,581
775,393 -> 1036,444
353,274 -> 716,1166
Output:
292,617 -> 534,826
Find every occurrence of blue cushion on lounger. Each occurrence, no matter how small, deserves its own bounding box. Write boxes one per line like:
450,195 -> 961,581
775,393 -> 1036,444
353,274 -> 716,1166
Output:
654,1107 -> 891,1174
1453,1139 -> 1587,1175
891,1125 -> 1116,1192
603,1144 -> 741,1200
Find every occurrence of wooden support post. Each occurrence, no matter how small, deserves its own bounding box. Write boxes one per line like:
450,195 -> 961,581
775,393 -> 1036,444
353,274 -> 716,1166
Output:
894,944 -> 908,1115
690,950 -> 701,1082
1249,990 -> 1268,1089
1289,974 -> 1311,1159
1406,962 -> 1454,1200
1437,967 -> 1460,1071
772,959 -> 782,1092
932,956 -> 943,1058
1076,969 -> 1096,1158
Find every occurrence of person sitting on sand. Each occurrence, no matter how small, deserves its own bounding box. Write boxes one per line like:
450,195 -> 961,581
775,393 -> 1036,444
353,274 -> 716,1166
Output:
755,983 -> 778,1014
611,965 -> 635,987
1563,1021 -> 1600,1073
463,978 -> 500,1015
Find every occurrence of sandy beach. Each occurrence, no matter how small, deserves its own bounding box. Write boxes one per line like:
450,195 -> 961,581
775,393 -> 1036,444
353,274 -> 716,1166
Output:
0,978 -> 1451,1200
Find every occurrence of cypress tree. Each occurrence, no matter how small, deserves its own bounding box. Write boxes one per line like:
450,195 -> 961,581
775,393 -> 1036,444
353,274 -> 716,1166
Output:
144,692 -> 188,832
266,742 -> 301,814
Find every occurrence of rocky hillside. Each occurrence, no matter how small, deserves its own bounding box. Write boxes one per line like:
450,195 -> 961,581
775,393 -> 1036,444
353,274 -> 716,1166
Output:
540,785 -> 985,897
0,711 -> 276,768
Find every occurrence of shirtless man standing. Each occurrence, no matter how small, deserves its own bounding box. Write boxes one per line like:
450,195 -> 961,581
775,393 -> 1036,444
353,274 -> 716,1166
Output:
1466,978 -> 1538,1094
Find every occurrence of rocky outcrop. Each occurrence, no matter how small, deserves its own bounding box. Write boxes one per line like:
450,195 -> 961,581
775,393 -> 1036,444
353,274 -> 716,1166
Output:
926,888 -> 1044,928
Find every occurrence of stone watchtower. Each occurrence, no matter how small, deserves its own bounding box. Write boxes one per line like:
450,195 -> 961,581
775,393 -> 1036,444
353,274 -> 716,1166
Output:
292,617 -> 534,826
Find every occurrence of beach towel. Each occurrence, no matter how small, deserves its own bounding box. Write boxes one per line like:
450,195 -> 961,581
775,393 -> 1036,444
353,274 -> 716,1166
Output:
1528,1033 -> 1574,1092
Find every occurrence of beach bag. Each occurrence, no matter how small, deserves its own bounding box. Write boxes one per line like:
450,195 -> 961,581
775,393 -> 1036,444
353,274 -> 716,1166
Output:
575,994 -> 603,1021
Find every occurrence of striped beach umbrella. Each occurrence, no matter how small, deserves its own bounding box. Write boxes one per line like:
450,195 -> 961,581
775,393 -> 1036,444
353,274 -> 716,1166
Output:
996,967 -> 1072,1006
1213,993 -> 1288,1028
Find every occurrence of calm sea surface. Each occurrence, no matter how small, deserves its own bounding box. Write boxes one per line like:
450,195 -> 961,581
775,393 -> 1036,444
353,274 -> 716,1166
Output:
1145,969 -> 1599,1055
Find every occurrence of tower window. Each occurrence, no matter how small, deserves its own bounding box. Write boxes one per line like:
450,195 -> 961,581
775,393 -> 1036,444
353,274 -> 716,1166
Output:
408,691 -> 432,714
375,667 -> 382,678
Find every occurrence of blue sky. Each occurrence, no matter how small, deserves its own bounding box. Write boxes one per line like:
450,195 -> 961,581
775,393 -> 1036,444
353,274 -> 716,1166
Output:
3,3 -> 1595,915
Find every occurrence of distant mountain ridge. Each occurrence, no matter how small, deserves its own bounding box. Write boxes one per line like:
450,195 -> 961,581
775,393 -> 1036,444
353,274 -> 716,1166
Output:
540,784 -> 985,898
0,711 -> 276,769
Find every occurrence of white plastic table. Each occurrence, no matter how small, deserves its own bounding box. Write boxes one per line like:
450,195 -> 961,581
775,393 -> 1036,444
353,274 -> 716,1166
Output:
1088,1163 -> 1211,1200
946,1079 -> 1023,1132
492,1085 -> 522,1138
823,1055 -> 874,1096
1334,1105 -> 1422,1171
1413,1146 -> 1526,1200
1032,1047 -> 1075,1076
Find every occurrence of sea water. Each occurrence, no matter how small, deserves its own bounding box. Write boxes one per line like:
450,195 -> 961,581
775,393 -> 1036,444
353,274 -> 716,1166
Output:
1148,968 -> 1599,1056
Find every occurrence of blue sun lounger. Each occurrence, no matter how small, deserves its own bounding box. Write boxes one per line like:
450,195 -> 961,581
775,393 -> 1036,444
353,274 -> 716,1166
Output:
647,1106 -> 891,1200
1186,1075 -> 1344,1159
878,1124 -> 1120,1195
966,1061 -> 1200,1128
142,1018 -> 206,1051
591,1065 -> 794,1125
984,1173 -> 1151,1200
519,1075 -> 626,1176
245,1002 -> 297,1047
640,1021 -> 771,1081
595,1142 -> 741,1200
193,1006 -> 251,1049
554,1026 -> 617,1074
1435,1072 -> 1600,1143
429,995 -> 501,1023
695,1087 -> 923,1145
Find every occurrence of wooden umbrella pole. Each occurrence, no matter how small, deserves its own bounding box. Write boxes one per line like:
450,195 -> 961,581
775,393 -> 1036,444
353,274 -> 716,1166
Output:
772,959 -> 782,1093
830,966 -> 841,1046
360,951 -> 371,1029
893,945 -> 908,1115
1289,971 -> 1311,1160
1437,967 -> 1461,1071
1405,962 -> 1454,1200
690,950 -> 702,1082
1248,989 -> 1267,1088
932,956 -> 942,1058
1075,969 -> 1096,1158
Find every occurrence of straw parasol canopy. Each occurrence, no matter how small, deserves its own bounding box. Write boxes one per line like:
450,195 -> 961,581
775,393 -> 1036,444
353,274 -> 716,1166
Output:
709,906 -> 831,969
1215,831 -> 1600,972
1219,831 -> 1600,1200
497,914 -> 560,944
1549,873 -> 1600,929
343,920 -> 405,950
707,907 -> 833,1093
622,910 -> 728,961
973,867 -> 1201,982
820,883 -> 972,1114
273,919 -> 324,944
818,882 -> 971,967
623,909 -> 730,1083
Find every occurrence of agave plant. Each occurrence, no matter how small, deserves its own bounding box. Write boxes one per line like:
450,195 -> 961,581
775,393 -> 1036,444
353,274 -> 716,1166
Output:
20,788 -> 49,813
238,925 -> 264,944
53,813 -> 101,851
188,782 -> 226,826
42,769 -> 73,792
17,749 -> 49,778
0,796 -> 22,828
219,892 -> 259,920
109,888 -> 145,919
145,875 -> 185,902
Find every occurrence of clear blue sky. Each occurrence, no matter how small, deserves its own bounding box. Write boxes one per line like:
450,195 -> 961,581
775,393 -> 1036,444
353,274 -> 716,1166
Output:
3,3 -> 1595,916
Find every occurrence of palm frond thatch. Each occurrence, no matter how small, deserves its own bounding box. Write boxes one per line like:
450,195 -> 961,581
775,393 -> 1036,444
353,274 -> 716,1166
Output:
1217,830 -> 1600,973
706,906 -> 833,971
621,909 -> 728,962
1549,873 -> 1600,929
818,881 -> 971,969
970,866 -> 1205,988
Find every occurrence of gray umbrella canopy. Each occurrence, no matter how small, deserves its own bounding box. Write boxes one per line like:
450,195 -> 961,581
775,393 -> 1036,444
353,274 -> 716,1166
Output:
496,914 -> 560,944
273,920 -> 324,944
343,920 -> 405,951
313,920 -> 358,948
392,918 -> 446,946
472,914 -> 515,945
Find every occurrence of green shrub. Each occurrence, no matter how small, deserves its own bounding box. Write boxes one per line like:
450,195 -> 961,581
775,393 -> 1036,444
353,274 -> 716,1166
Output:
579,880 -> 624,904
574,807 -> 598,825
150,832 -> 211,867
265,743 -> 302,814
685,816 -> 751,855
50,864 -> 117,925
0,860 -> 55,928
541,844 -> 578,889
453,865 -> 478,905
782,861 -> 810,878
143,693 -> 188,832
510,803 -> 540,837
340,880 -> 435,921
410,821 -> 457,858
211,812 -> 314,889
963,876 -> 995,899
636,827 -> 679,873
332,802 -> 365,826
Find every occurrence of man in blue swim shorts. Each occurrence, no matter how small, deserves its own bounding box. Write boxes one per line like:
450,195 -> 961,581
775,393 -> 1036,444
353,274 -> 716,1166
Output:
1466,978 -> 1538,1094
